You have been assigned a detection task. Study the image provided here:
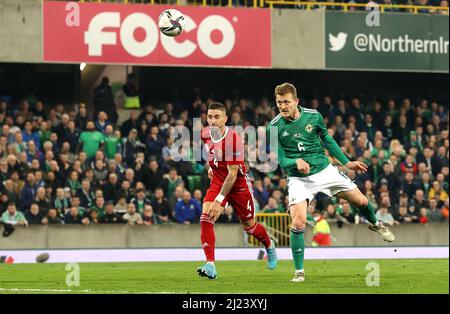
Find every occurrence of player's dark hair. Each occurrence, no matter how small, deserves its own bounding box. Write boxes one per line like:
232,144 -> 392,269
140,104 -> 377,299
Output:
208,102 -> 227,115
274,83 -> 298,99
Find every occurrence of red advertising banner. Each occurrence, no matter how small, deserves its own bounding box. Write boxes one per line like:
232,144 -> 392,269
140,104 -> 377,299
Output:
43,2 -> 271,68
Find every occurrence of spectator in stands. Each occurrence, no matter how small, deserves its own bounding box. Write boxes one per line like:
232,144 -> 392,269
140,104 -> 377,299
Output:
262,196 -> 284,213
1,202 -> 28,227
25,140 -> 42,164
78,121 -> 104,161
102,173 -> 121,204
64,120 -> 80,155
123,74 -> 138,97
114,194 -> 128,215
151,187 -> 171,223
337,200 -> 355,224
253,179 -> 269,208
217,205 -> 239,224
47,208 -> 62,224
22,120 -> 40,148
25,203 -> 47,225
418,207 -> 431,224
429,180 -> 449,203
65,206 -> 89,225
142,205 -> 159,225
419,171 -> 432,196
413,189 -> 428,213
93,159 -> 108,184
323,203 -> 339,224
35,187 -> 51,217
69,195 -> 86,217
193,189 -> 203,203
123,203 -> 143,225
103,125 -> 120,160
77,178 -> 94,209
2,179 -> 18,205
95,111 -> 110,134
141,159 -> 164,193
89,209 -> 100,224
100,201 -> 123,224
428,198 -> 445,222
93,76 -> 118,124
376,206 -> 395,226
417,147 -> 442,176
90,196 -> 105,216
130,189 -> 151,215
121,110 -> 140,138
395,206 -> 413,224
146,126 -> 165,160
161,168 -> 185,198
400,154 -> 418,175
20,172 -> 37,212
401,172 -> 420,199
174,190 -> 201,224
121,128 -> 146,167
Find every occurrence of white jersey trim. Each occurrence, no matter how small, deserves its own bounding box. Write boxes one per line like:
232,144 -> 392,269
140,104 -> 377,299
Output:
209,126 -> 229,143
269,114 -> 282,125
303,108 -> 319,114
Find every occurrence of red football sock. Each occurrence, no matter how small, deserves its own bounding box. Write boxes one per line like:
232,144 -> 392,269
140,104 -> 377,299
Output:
200,213 -> 216,262
245,222 -> 271,249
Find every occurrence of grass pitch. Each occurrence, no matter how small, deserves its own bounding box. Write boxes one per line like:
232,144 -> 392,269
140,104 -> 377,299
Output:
0,259 -> 448,294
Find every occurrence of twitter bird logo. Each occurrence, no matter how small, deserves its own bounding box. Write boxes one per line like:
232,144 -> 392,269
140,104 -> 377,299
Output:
329,32 -> 348,52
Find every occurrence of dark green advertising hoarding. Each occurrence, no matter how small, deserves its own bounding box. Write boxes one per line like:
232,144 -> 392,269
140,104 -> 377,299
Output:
325,12 -> 449,72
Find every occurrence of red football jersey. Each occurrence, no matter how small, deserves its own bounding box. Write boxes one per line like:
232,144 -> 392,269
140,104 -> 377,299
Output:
202,126 -> 248,188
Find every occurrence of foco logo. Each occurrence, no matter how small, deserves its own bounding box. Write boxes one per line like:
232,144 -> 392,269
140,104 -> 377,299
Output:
84,12 -> 236,59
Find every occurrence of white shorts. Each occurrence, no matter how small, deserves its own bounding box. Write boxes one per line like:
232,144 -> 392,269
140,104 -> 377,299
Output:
287,163 -> 357,206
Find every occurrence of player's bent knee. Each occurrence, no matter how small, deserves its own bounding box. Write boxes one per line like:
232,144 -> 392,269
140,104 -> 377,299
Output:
292,216 -> 306,230
356,197 -> 369,208
240,219 -> 255,229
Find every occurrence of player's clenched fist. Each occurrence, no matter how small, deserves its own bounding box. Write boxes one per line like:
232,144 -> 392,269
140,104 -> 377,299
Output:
296,158 -> 310,175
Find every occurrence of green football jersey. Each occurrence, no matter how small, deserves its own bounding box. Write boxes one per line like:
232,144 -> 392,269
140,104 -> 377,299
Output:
268,107 -> 350,177
104,135 -> 120,160
79,131 -> 104,159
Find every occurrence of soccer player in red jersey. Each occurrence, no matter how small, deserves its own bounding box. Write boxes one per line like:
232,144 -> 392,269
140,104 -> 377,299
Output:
197,102 -> 277,280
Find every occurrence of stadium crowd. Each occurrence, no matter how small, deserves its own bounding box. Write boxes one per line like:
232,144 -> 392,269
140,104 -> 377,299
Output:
207,0 -> 449,14
289,0 -> 449,14
0,77 -> 448,232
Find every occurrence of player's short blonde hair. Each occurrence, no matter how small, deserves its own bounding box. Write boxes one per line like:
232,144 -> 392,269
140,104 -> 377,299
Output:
274,83 -> 298,99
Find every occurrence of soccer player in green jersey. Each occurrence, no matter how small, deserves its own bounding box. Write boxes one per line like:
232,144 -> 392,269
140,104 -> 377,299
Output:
268,83 -> 395,283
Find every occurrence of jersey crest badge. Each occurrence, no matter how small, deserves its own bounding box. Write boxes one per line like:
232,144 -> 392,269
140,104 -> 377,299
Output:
305,124 -> 314,133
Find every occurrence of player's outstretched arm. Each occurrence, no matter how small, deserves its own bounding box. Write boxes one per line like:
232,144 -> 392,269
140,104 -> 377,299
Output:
317,114 -> 351,167
344,160 -> 368,173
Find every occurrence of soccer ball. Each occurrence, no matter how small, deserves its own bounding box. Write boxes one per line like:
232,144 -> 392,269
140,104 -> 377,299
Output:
158,9 -> 185,37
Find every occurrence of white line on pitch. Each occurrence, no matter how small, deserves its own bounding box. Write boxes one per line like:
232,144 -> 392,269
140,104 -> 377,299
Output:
0,288 -> 236,294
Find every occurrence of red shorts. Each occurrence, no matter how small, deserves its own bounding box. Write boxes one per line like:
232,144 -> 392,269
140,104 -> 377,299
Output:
204,184 -> 255,221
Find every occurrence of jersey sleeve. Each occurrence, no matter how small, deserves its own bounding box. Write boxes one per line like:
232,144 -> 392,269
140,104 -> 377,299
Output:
317,114 -> 350,166
267,124 -> 297,170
